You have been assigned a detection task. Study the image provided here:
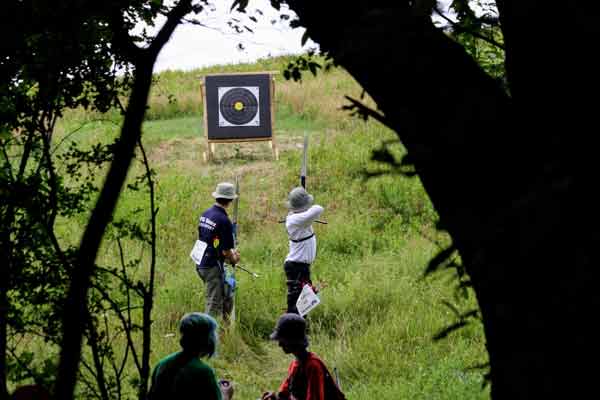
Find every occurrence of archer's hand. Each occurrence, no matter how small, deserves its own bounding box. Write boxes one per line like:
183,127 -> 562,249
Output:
223,249 -> 240,264
261,391 -> 277,400
231,249 -> 240,264
220,380 -> 234,400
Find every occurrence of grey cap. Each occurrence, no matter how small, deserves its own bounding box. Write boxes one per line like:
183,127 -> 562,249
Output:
269,313 -> 308,346
286,187 -> 314,212
212,182 -> 238,200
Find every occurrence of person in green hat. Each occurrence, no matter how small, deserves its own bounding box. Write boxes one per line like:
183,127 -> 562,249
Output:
149,312 -> 233,400
261,314 -> 345,400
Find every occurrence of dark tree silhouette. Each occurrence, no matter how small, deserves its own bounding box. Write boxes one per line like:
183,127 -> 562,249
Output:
283,1 -> 600,398
2,1 -> 197,398
1,1 -> 136,397
54,2 -> 194,399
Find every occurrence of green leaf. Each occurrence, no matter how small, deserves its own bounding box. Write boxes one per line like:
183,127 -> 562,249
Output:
301,30 -> 310,46
230,0 -> 249,12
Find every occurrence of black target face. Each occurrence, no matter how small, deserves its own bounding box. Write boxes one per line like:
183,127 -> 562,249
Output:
218,87 -> 259,126
204,73 -> 272,140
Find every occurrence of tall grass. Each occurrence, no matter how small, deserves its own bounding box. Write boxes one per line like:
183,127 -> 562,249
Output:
49,55 -> 488,399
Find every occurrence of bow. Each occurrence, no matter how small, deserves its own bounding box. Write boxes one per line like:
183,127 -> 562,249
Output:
301,132 -> 308,189
230,176 -> 259,278
300,132 -> 327,224
232,175 -> 240,245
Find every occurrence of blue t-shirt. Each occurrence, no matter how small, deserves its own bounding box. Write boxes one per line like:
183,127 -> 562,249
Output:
197,205 -> 234,269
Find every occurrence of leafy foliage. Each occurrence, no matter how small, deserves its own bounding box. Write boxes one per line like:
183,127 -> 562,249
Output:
282,52 -> 331,82
440,1 -> 506,85
0,0 -> 176,397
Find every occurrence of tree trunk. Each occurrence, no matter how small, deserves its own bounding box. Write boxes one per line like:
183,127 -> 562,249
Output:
0,130 -> 36,400
137,139 -> 157,400
288,2 -> 600,398
54,3 -> 192,398
0,281 -> 8,400
54,50 -> 155,400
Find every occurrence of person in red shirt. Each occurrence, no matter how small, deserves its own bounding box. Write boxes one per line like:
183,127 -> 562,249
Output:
261,314 -> 345,400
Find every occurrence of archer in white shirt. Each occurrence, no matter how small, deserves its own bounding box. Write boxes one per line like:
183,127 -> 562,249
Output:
283,187 -> 324,314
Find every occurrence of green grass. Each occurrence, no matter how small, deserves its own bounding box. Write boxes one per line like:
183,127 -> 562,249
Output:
43,56 -> 489,399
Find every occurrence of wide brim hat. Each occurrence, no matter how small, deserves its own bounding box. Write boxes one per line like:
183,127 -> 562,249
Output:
285,187 -> 314,212
212,182 -> 238,200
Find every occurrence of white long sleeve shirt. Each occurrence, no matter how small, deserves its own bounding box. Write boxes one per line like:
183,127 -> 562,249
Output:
285,205 -> 324,264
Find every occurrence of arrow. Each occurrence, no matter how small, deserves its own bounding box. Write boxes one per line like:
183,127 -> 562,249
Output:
236,264 -> 260,278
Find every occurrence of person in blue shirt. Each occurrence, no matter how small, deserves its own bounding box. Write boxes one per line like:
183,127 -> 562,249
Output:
196,182 -> 240,319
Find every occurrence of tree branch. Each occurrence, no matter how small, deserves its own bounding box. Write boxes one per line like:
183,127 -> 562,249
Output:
434,6 -> 505,50
136,137 -> 158,400
86,319 -> 110,400
148,0 -> 194,58
55,2 -> 192,396
109,12 -> 143,61
91,284 -> 143,375
342,95 -> 389,126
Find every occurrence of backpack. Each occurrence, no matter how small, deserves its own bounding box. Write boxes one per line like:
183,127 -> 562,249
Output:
318,359 -> 346,400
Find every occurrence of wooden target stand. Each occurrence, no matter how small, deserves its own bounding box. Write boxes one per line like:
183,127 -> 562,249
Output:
200,71 -> 279,162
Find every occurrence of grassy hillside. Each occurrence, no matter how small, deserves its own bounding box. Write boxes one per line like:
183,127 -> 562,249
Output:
55,56 -> 489,399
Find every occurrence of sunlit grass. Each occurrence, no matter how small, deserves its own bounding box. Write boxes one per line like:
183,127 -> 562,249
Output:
45,56 -> 489,399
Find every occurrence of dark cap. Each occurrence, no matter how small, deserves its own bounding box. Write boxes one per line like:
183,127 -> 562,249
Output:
269,313 -> 308,346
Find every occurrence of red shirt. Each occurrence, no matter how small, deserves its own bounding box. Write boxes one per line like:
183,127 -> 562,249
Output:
278,352 -> 326,400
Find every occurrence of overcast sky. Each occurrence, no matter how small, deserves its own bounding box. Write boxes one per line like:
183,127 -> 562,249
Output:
152,0 -> 316,72
150,0 -> 478,73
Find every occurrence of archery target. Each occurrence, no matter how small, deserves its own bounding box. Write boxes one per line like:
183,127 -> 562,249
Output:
204,73 -> 273,140
218,86 -> 260,127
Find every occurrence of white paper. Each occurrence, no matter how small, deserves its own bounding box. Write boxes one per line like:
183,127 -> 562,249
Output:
296,284 -> 320,317
190,240 -> 208,265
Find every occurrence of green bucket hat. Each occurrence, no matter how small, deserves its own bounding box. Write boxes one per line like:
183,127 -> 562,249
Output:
179,312 -> 218,357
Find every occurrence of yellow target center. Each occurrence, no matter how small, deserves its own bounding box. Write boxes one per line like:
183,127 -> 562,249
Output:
233,101 -> 245,111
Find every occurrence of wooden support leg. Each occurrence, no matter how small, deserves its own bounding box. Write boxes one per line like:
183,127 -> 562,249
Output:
269,140 -> 279,160
203,142 -> 215,162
